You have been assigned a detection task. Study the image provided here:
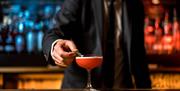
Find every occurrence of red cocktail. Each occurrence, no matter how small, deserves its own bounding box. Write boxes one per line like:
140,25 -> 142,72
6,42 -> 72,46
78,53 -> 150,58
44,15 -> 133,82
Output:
76,56 -> 103,90
76,56 -> 103,70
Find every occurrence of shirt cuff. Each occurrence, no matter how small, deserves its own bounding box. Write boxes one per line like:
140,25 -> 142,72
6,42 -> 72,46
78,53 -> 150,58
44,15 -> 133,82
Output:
51,39 -> 67,67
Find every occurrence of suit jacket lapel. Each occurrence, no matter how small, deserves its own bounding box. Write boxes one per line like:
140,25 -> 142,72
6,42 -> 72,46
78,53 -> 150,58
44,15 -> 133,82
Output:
122,0 -> 132,71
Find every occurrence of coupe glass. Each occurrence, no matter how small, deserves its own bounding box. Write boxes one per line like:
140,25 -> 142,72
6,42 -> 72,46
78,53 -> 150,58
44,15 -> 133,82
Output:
76,55 -> 103,90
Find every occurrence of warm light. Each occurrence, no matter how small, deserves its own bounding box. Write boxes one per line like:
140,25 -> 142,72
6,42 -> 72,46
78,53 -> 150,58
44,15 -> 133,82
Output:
153,44 -> 163,50
152,0 -> 160,5
164,36 -> 173,43
145,26 -> 154,35
145,35 -> 155,44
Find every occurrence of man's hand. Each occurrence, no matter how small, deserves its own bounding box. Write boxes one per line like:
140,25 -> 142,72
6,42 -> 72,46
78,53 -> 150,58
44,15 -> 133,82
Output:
51,39 -> 78,67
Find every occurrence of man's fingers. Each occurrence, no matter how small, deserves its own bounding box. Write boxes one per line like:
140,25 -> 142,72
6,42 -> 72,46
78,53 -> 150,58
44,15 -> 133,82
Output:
54,59 -> 67,67
56,39 -> 77,52
52,50 -> 73,67
52,51 -> 63,63
52,46 -> 75,63
54,41 -> 72,57
52,51 -> 67,67
65,40 -> 78,52
54,47 -> 76,58
54,40 -> 77,57
51,39 -> 78,67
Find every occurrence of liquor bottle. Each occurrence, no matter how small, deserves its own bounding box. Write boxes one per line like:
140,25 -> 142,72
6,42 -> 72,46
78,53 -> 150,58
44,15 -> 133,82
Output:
26,30 -> 34,54
0,25 -> 4,53
6,33 -> 13,44
44,5 -> 53,19
162,11 -> 174,54
144,16 -> 155,54
153,16 -> 163,54
37,30 -> 44,52
0,35 -> 3,52
2,17 -> 15,53
5,32 -> 15,53
18,22 -> 24,33
173,8 -> 180,52
15,21 -> 25,53
15,34 -> 24,53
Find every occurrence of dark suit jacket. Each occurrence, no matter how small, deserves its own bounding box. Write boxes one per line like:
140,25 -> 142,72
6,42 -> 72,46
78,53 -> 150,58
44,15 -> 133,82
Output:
43,0 -> 151,89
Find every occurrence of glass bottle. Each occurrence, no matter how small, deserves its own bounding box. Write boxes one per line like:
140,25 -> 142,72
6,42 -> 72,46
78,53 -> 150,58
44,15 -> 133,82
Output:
162,11 -> 174,54
173,8 -> 180,53
153,16 -> 163,54
144,17 -> 155,54
26,29 -> 34,54
37,30 -> 44,52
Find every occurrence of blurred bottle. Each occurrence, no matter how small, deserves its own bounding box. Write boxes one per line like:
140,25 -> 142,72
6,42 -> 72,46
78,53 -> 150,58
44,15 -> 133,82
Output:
0,4 -> 3,23
24,10 -> 30,19
15,34 -> 24,53
6,33 -> 13,44
3,16 -> 12,26
0,34 -> 3,52
5,33 -> 15,53
37,30 -> 44,52
173,8 -> 180,52
11,5 -> 21,14
0,25 -> 4,53
26,30 -> 35,54
34,22 -> 43,53
162,11 -> 174,54
4,45 -> 14,53
55,6 -> 61,13
44,5 -> 53,19
2,14 -> 15,53
144,17 -> 155,54
15,21 -> 25,53
153,16 -> 163,54
0,25 -> 8,53
18,22 -> 24,33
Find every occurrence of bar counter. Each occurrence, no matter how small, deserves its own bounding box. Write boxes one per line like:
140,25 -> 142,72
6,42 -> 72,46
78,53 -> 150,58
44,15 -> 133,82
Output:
0,89 -> 180,91
0,66 -> 64,73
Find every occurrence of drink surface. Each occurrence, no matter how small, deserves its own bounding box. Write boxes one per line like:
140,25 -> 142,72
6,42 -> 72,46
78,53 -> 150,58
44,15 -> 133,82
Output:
76,56 -> 103,70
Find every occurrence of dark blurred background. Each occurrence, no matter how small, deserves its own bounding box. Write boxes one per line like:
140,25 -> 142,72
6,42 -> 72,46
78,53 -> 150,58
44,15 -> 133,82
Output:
0,0 -> 65,90
0,0 -> 63,66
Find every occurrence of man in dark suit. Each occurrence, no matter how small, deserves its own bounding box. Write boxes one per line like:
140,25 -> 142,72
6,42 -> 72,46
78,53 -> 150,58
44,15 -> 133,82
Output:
43,0 -> 151,89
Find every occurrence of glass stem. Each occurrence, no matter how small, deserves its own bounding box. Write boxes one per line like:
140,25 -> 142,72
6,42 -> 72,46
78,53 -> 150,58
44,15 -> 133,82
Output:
86,69 -> 93,89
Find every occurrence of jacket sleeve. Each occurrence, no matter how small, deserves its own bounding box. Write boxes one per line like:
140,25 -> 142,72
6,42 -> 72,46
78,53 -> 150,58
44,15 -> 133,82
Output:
42,0 -> 81,65
129,0 -> 152,88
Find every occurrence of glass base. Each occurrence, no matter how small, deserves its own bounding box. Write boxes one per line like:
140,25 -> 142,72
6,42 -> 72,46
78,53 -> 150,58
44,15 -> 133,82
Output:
83,88 -> 99,91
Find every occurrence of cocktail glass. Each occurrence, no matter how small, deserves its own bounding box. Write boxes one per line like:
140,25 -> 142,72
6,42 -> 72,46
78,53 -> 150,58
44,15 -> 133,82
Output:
76,55 -> 103,90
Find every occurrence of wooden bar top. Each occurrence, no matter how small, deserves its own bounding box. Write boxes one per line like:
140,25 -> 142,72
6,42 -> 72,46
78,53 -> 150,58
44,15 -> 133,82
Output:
0,66 -> 64,73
